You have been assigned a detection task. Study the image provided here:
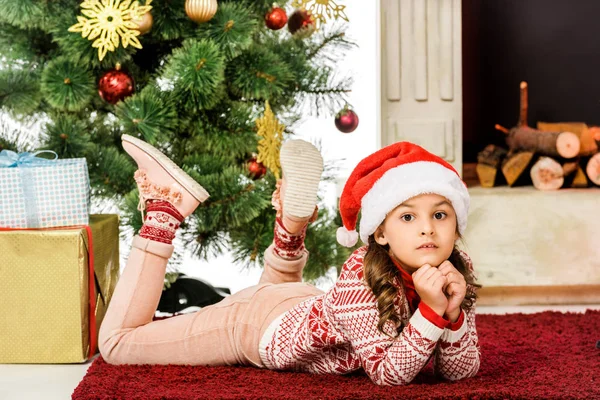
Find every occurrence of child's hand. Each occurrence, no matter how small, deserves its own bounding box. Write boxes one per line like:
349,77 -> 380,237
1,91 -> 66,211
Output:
412,264 -> 448,317
438,260 -> 467,322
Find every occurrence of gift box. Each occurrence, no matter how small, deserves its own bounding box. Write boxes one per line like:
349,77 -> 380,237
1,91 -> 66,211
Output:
0,150 -> 91,228
0,214 -> 120,363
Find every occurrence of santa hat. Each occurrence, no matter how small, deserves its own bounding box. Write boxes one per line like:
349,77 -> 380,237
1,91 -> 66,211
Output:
336,142 -> 470,247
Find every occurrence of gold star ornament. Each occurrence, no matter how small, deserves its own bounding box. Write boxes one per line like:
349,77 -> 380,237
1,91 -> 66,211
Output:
291,0 -> 349,28
256,101 -> 285,180
69,0 -> 153,61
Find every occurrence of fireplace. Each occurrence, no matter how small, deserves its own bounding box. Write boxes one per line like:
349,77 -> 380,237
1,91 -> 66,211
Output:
462,0 -> 600,163
378,0 -> 600,305
462,0 -> 600,190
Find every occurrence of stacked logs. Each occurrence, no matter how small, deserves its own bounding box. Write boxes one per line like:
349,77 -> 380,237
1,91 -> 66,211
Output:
476,82 -> 600,190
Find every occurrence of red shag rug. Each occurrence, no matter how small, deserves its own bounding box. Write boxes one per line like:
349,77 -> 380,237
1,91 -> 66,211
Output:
73,310 -> 600,400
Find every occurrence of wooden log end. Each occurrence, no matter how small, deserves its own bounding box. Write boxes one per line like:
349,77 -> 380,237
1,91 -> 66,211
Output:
586,153 -> 600,186
501,151 -> 534,186
556,131 -> 581,159
476,164 -> 498,187
531,156 -> 564,190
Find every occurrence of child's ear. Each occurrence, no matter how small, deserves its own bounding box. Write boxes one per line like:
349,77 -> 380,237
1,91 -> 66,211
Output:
374,226 -> 388,246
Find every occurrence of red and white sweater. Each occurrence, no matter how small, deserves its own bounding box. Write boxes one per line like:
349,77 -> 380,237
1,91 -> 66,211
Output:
259,246 -> 480,386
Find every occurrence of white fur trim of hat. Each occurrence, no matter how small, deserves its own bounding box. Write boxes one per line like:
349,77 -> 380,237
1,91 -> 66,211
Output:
337,142 -> 470,247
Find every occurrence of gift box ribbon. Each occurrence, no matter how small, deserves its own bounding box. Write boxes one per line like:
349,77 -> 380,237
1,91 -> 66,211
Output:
0,223 -> 98,359
0,150 -> 59,227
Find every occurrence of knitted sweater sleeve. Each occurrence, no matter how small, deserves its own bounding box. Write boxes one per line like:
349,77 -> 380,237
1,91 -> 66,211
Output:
433,250 -> 481,380
330,250 -> 446,386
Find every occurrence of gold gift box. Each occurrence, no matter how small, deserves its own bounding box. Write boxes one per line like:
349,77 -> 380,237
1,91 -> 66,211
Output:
0,214 -> 119,363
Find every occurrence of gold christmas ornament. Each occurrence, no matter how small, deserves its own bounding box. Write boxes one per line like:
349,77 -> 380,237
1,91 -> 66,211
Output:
256,101 -> 285,179
69,0 -> 153,61
291,0 -> 349,28
185,0 -> 218,24
132,11 -> 153,35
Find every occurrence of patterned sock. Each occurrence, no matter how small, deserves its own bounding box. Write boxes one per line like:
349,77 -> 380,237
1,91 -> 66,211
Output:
139,200 -> 184,245
272,217 -> 307,260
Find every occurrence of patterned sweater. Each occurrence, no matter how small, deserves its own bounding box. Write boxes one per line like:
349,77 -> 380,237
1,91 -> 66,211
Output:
259,246 -> 481,386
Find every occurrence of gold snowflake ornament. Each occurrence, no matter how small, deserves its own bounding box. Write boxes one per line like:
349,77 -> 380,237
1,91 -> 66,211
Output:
256,101 -> 285,180
69,0 -> 153,61
291,0 -> 349,28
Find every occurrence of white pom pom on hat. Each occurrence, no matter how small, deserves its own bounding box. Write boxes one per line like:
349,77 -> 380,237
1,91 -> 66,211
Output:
336,226 -> 358,247
336,142 -> 470,247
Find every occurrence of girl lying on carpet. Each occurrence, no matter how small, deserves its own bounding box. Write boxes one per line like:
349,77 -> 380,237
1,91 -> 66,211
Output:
99,136 -> 481,386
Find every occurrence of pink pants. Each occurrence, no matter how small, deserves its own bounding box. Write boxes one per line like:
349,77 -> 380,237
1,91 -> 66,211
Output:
98,236 -> 323,367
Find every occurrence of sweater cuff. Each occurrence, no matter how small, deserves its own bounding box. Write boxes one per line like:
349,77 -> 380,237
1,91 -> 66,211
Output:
410,306 -> 445,341
440,311 -> 469,344
446,310 -> 465,331
418,302 -> 449,329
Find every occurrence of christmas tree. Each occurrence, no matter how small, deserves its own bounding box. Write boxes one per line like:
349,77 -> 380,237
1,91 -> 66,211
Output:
0,0 -> 357,282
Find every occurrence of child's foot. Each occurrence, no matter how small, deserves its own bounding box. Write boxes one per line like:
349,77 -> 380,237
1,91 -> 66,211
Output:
274,139 -> 323,235
121,134 -> 210,220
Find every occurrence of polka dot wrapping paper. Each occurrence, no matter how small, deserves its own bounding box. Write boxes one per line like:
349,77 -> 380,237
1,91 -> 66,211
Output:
0,214 -> 120,363
0,158 -> 91,228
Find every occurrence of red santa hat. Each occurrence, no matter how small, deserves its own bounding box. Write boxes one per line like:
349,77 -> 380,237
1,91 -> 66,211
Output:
336,142 -> 470,247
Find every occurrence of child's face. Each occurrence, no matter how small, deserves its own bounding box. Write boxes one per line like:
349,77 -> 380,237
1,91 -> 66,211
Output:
374,193 -> 458,273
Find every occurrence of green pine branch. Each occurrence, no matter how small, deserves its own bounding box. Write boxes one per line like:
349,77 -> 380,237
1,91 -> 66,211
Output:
0,69 -> 42,116
0,0 -> 358,284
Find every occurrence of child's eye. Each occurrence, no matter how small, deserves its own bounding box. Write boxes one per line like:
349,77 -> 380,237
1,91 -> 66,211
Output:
401,214 -> 414,222
434,212 -> 447,220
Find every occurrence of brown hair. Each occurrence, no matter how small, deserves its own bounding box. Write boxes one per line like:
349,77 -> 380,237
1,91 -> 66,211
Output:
363,235 -> 481,336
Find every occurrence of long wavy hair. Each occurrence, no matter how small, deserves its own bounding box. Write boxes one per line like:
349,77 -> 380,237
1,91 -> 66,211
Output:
363,234 -> 481,336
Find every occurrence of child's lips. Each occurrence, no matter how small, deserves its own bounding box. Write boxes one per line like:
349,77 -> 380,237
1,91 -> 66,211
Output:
417,243 -> 438,250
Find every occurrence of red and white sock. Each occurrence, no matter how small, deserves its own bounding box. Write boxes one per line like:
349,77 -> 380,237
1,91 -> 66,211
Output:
139,200 -> 184,245
272,217 -> 307,260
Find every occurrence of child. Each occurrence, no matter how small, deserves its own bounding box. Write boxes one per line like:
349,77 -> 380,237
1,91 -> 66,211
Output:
99,136 -> 480,386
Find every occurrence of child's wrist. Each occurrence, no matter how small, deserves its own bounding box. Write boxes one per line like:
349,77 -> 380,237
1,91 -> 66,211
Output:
445,309 -> 461,322
429,304 -> 446,317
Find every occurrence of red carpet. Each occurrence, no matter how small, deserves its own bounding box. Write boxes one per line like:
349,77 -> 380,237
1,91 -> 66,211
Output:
73,310 -> 600,399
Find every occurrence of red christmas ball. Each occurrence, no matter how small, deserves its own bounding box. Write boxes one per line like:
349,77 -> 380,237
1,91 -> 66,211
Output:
287,9 -> 315,37
335,107 -> 359,133
247,157 -> 267,180
98,68 -> 135,104
265,6 -> 287,30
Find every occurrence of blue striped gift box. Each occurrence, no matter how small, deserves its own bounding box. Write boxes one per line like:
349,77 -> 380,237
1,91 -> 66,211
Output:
0,150 -> 90,228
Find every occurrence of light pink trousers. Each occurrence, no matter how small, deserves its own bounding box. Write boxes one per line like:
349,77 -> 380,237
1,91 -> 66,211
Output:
98,236 -> 323,367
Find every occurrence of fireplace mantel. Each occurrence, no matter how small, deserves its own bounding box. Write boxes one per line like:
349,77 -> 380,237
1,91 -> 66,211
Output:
464,186 -> 600,304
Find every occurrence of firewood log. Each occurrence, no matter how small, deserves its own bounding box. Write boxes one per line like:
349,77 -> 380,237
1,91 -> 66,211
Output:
537,122 -> 598,156
560,161 -> 587,188
530,156 -> 564,190
501,151 -> 534,187
562,161 -> 578,176
569,165 -> 589,188
476,144 -> 507,187
590,126 -> 600,149
495,82 -> 580,159
504,126 -> 580,159
585,152 -> 600,186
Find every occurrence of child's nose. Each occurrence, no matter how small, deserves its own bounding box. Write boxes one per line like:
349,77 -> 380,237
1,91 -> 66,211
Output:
420,220 -> 435,236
